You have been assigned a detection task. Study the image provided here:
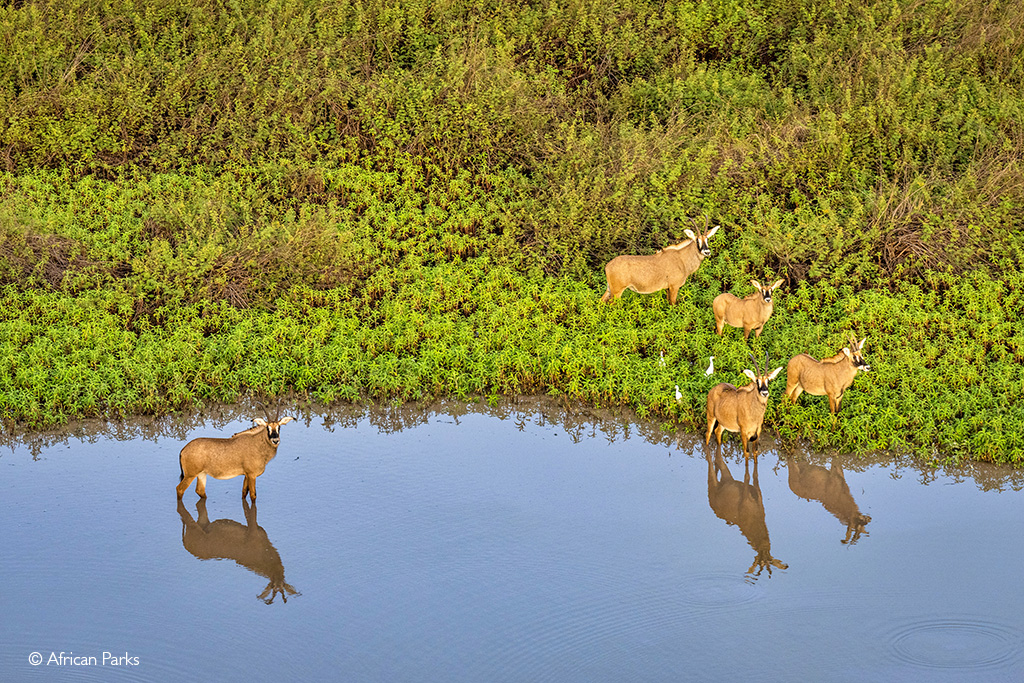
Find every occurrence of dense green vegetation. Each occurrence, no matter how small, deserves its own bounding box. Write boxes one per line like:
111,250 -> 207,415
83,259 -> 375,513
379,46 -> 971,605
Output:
2,0 -> 1023,464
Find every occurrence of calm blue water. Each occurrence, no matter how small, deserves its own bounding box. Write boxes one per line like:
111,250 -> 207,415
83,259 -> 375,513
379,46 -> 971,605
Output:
3,399 -> 1024,682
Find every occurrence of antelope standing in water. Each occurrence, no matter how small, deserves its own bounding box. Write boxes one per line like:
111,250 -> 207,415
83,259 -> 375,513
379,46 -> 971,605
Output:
785,335 -> 871,413
705,353 -> 782,459
177,411 -> 294,502
601,222 -> 720,305
177,498 -> 299,603
706,448 -> 787,577
787,456 -> 871,544
712,279 -> 784,339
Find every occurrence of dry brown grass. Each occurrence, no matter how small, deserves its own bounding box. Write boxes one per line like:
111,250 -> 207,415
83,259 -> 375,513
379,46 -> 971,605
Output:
0,226 -> 124,288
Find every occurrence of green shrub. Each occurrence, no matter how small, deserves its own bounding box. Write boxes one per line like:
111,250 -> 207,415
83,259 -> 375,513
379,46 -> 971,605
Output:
1,0 -> 1022,464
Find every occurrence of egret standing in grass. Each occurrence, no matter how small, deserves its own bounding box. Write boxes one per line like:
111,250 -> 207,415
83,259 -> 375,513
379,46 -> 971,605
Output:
705,356 -> 715,376
675,385 -> 683,404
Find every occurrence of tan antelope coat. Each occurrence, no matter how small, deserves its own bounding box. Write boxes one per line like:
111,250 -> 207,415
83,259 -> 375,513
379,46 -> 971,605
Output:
177,416 -> 294,501
705,363 -> 782,458
712,279 -> 784,339
601,225 -> 719,305
785,337 -> 871,414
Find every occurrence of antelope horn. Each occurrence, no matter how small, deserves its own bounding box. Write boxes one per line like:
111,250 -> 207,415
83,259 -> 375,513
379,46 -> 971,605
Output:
748,352 -> 759,375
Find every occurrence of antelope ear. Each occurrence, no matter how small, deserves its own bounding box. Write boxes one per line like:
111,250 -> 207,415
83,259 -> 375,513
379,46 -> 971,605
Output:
684,229 -> 696,240
771,279 -> 784,290
842,347 -> 852,359
254,418 -> 268,426
768,367 -> 783,380
859,337 -> 867,350
706,225 -> 720,238
279,416 -> 294,425
743,369 -> 756,380
751,279 -> 762,290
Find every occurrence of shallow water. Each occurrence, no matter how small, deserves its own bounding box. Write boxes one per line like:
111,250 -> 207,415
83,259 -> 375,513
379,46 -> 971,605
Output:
3,399 -> 1024,682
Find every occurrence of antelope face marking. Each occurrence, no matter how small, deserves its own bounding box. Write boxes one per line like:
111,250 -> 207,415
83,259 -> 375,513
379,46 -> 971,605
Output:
753,279 -> 782,305
850,338 -> 870,372
686,224 -> 719,258
744,366 -> 782,398
254,416 -> 293,447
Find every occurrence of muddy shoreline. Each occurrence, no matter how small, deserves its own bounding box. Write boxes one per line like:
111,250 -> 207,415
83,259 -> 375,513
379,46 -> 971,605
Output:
3,394 -> 1022,492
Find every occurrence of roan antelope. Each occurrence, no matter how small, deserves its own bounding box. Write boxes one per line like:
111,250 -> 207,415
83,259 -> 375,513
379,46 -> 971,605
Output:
705,353 -> 782,459
785,335 -> 871,414
176,413 -> 295,502
601,223 -> 720,305
712,279 -> 784,339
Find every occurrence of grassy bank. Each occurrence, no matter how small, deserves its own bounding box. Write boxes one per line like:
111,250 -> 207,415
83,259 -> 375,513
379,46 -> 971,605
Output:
2,0 -> 1023,463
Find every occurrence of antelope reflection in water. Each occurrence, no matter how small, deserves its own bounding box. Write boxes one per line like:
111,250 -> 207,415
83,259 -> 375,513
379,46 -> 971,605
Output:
787,456 -> 871,545
177,498 -> 299,604
706,447 -> 788,578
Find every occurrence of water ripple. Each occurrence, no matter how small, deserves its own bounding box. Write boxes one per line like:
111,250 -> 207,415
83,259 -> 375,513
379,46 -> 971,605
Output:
887,618 -> 1024,671
679,571 -> 762,607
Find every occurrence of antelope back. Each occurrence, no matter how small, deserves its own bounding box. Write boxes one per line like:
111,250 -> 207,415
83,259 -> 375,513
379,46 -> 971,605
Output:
707,382 -> 753,426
